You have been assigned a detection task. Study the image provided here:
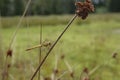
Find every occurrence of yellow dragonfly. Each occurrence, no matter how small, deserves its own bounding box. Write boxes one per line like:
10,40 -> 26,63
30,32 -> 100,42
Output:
26,41 -> 51,51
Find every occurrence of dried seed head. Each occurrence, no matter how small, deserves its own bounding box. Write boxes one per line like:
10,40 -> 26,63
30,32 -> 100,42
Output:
80,68 -> 89,80
70,72 -> 74,78
75,0 -> 94,19
53,69 -> 59,74
86,0 -> 91,3
60,54 -> 65,59
112,52 -> 117,59
7,64 -> 11,68
7,49 -> 12,57
44,77 -> 51,80
83,68 -> 89,73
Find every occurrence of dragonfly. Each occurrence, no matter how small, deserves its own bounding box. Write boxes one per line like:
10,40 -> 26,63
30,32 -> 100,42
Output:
26,41 -> 52,51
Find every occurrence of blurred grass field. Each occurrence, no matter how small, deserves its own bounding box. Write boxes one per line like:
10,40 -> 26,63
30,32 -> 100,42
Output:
0,14 -> 120,80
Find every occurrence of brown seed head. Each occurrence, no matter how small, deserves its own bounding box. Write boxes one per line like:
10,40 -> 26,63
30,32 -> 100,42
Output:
61,54 -> 65,59
112,52 -> 117,59
7,64 -> 11,68
83,67 -> 89,74
54,69 -> 59,74
44,77 -> 51,80
7,49 -> 12,57
86,0 -> 91,3
70,72 -> 74,78
75,0 -> 94,19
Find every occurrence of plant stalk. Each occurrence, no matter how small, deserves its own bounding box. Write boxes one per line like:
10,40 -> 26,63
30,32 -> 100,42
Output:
30,14 -> 77,80
38,25 -> 42,80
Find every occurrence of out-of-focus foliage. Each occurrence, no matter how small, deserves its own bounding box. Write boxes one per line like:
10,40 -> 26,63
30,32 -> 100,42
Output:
13,0 -> 24,15
109,0 -> 120,12
0,0 -> 12,16
0,0 -> 75,16
0,0 -> 120,16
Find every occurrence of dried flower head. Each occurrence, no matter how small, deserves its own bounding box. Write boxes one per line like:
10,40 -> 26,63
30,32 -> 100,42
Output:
75,0 -> 94,19
44,77 -> 51,80
7,64 -> 11,68
70,72 -> 74,78
83,68 -> 89,74
60,54 -> 65,60
80,68 -> 89,80
112,52 -> 117,59
53,69 -> 59,74
7,49 -> 13,57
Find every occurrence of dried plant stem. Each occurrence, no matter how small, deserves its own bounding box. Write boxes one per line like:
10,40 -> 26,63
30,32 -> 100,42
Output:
2,0 -> 32,80
30,14 -> 77,80
51,54 -> 59,80
55,55 -> 58,72
38,25 -> 42,80
88,65 -> 100,76
63,59 -> 74,79
64,60 -> 72,73
2,55 -> 12,80
0,12 -> 3,63
2,58 -> 8,80
57,71 -> 68,80
80,71 -> 89,80
8,0 -> 32,50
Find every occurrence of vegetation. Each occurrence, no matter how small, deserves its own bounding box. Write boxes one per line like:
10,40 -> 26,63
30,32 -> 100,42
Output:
109,0 -> 120,12
1,13 -> 120,28
0,0 -> 120,79
0,14 -> 120,80
1,0 -> 120,16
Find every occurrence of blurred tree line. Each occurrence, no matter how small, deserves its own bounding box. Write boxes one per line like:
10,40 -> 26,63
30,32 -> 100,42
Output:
0,0 -> 120,16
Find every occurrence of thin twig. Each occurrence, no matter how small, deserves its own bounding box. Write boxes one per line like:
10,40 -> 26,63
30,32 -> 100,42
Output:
8,0 -> 32,50
2,0 -> 32,80
2,57 -> 8,80
30,14 -> 77,80
38,25 -> 42,80
64,59 -> 74,79
51,54 -> 59,80
64,60 -> 72,73
56,71 -> 68,80
88,65 -> 100,76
